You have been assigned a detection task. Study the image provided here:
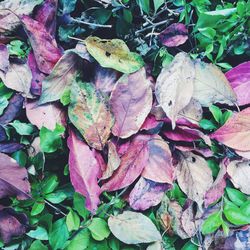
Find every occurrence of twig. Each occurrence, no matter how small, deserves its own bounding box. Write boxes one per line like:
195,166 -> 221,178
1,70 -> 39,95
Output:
135,19 -> 171,34
68,36 -> 85,43
45,200 -> 67,216
72,18 -> 112,28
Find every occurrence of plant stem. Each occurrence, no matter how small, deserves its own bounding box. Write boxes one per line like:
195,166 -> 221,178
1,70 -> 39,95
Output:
72,18 -> 112,28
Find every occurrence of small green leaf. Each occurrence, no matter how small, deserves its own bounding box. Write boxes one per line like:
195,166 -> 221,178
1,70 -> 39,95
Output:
209,105 -> 222,123
199,119 -> 217,130
26,227 -> 48,240
153,0 -> 164,12
45,191 -> 67,204
29,240 -> 48,250
73,193 -> 90,220
66,209 -> 80,232
66,229 -> 90,250
0,96 -> 8,115
31,201 -> 45,216
10,120 -> 34,135
40,124 -> 65,153
12,150 -> 27,167
88,218 -> 110,241
221,221 -> 230,237
240,200 -> 250,216
42,175 -> 59,194
226,187 -> 247,206
60,88 -> 71,106
201,211 -> 222,235
220,110 -> 233,125
207,159 -> 220,177
181,240 -> 198,250
137,0 -> 150,14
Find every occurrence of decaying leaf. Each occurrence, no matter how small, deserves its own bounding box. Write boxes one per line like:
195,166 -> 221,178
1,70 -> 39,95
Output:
176,152 -> 213,208
227,159 -> 250,195
68,78 -> 114,150
108,211 -> 162,244
159,23 -> 188,47
155,52 -> 194,129
129,177 -> 169,211
0,153 -> 30,200
0,0 -> 43,34
67,130 -> 101,213
85,36 -> 144,74
0,62 -> 32,97
226,61 -> 250,106
0,206 -> 28,244
110,68 -> 152,138
0,44 -> 9,73
210,108 -> 250,151
39,50 -> 87,104
193,61 -> 237,106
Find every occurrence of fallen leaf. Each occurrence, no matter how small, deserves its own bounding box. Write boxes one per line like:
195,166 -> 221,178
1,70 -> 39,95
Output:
159,23 -> 188,47
26,100 -> 66,130
0,62 -> 32,97
101,134 -> 149,191
0,44 -> 9,73
147,241 -> 163,250
204,164 -> 226,207
0,94 -> 24,125
68,78 -> 114,150
227,159 -> 250,195
0,0 -> 43,34
108,211 -> 162,244
38,49 -> 87,105
85,36 -> 144,74
110,68 -> 152,138
67,130 -> 101,213
101,141 -> 120,180
155,52 -> 194,129
0,153 -> 30,200
210,107 -> 250,151
140,114 -> 163,132
129,177 -> 169,211
0,142 -> 24,153
225,61 -> 250,106
193,60 -> 237,106
181,202 -> 197,237
21,15 -> 62,74
176,152 -> 213,208
141,134 -> 175,184
0,206 -> 28,244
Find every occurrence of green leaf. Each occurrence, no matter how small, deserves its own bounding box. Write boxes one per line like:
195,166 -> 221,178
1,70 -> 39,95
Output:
66,209 -> 80,232
7,40 -> 29,58
240,200 -> 250,216
220,110 -> 233,125
31,201 -> 45,216
0,81 -> 13,99
86,239 -> 109,250
45,191 -> 67,204
181,240 -> 198,250
10,120 -> 34,135
42,175 -> 59,194
224,200 -> 250,225
199,119 -> 217,130
88,218 -> 110,241
85,36 -> 144,74
73,193 -> 90,220
198,27 -> 216,39
201,211 -> 223,234
49,218 -> 69,250
221,221 -> 229,236
154,0 -> 164,12
167,183 -> 186,206
0,96 -> 8,115
66,229 -> 90,250
207,158 -> 220,177
226,187 -> 247,206
29,240 -> 48,250
60,88 -> 71,106
26,227 -> 48,240
216,63 -> 232,70
39,124 -> 65,153
109,238 -> 120,250
137,0 -> 150,14
12,150 -> 27,167
92,9 -> 112,24
209,105 -> 222,123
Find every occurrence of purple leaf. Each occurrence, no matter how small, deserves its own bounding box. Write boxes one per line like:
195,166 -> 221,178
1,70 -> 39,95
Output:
0,94 -> 24,125
67,129 -> 101,213
0,143 -> 24,153
159,23 -> 188,47
129,177 -> 169,211
0,126 -> 7,142
0,44 -> 9,73
0,206 -> 28,244
0,153 -> 30,200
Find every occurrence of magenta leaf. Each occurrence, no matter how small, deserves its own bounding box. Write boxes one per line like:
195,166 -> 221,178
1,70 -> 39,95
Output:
159,23 -> 188,47
129,177 -> 169,211
67,129 -> 101,213
0,206 -> 28,244
0,153 -> 30,200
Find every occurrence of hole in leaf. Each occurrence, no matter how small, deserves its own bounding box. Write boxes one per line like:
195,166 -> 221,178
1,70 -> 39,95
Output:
191,157 -> 196,163
105,51 -> 111,57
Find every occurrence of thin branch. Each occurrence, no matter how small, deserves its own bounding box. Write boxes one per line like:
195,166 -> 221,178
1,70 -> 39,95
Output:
135,19 -> 171,34
72,18 -> 112,28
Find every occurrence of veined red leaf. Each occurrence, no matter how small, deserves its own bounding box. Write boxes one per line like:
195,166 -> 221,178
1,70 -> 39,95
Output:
67,130 -> 101,213
210,107 -> 250,151
21,15 -> 62,74
110,68 -> 152,138
0,153 -> 30,200
68,78 -> 114,150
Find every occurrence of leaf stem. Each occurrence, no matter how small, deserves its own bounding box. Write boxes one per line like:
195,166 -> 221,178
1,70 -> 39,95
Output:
72,18 -> 112,28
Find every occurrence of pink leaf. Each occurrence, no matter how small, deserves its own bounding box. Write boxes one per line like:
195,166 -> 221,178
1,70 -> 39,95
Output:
210,107 -> 250,151
142,134 -> 175,184
26,100 -> 66,130
0,44 -> 9,73
110,68 -> 152,138
225,61 -> 250,106
140,114 -> 163,131
129,177 -> 169,211
159,23 -> 188,47
67,130 -> 101,213
21,15 -> 62,74
101,135 -> 150,191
